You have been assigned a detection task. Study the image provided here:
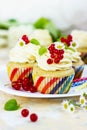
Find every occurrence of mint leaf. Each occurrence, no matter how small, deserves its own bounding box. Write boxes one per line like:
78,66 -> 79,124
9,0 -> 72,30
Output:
30,38 -> 40,45
4,99 -> 20,111
39,46 -> 47,55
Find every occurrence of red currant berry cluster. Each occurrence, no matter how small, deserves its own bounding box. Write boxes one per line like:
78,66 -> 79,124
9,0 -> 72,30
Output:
11,77 -> 37,93
21,108 -> 38,122
22,35 -> 30,44
60,34 -> 72,46
47,44 -> 64,64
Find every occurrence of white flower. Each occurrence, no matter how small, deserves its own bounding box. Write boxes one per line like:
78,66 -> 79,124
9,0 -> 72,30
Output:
79,96 -> 86,106
62,100 -> 69,110
69,104 -> 75,112
54,42 -> 65,49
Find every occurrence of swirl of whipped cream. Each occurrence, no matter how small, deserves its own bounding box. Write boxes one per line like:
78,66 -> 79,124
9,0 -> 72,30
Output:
9,39 -> 40,63
36,43 -> 72,71
65,49 -> 81,63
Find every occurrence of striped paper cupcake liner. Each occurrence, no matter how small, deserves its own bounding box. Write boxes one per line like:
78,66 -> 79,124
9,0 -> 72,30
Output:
7,67 -> 33,82
73,65 -> 84,79
33,74 -> 74,94
81,53 -> 87,64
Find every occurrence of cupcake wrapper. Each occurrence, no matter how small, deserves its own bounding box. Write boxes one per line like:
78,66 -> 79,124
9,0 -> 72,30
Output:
8,67 -> 33,82
81,53 -> 87,64
33,74 -> 74,94
73,65 -> 84,79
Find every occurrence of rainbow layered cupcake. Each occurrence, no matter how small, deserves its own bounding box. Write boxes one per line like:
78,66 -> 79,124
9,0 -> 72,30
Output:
7,35 -> 40,83
60,34 -> 84,79
33,42 -> 74,94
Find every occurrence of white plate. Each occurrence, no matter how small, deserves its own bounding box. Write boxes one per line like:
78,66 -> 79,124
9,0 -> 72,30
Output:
0,66 -> 87,98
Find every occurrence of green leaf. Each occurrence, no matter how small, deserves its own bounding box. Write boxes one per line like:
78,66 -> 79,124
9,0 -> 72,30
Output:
39,46 -> 47,56
30,38 -> 40,45
34,17 -> 62,41
45,21 -> 60,41
4,99 -> 20,111
34,17 -> 49,29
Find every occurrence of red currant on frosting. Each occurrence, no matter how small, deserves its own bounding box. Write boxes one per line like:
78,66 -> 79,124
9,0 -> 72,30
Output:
67,34 -> 72,42
60,37 -> 66,43
47,58 -> 53,64
30,113 -> 38,122
59,49 -> 64,54
60,34 -> 72,46
54,58 -> 60,64
22,35 -> 30,44
21,109 -> 29,117
47,43 -> 64,64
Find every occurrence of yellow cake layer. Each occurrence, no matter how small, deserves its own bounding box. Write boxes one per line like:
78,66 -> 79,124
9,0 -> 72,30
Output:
33,65 -> 74,78
7,62 -> 35,68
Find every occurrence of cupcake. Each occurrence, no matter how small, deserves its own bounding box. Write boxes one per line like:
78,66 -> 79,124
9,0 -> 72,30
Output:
7,35 -> 40,83
71,30 -> 87,64
60,34 -> 84,79
33,42 -> 74,94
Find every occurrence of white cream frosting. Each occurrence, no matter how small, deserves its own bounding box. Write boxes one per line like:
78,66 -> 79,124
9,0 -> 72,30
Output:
9,39 -> 40,63
29,29 -> 52,47
65,49 -> 81,63
71,30 -> 87,48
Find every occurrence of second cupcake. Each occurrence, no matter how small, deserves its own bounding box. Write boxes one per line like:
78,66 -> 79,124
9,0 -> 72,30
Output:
33,42 -> 75,94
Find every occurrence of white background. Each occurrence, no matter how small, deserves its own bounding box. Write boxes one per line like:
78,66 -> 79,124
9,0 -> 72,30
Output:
0,0 -> 87,30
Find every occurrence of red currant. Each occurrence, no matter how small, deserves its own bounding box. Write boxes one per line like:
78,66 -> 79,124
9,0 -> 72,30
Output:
29,86 -> 37,93
59,49 -> 64,54
47,58 -> 53,64
67,34 -> 72,42
30,113 -> 38,122
60,37 -> 66,43
22,35 -> 30,44
50,54 -> 55,58
22,84 -> 30,91
54,49 -> 59,54
59,55 -> 64,60
22,77 -> 33,91
21,109 -> 29,117
54,58 -> 60,63
12,81 -> 21,90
